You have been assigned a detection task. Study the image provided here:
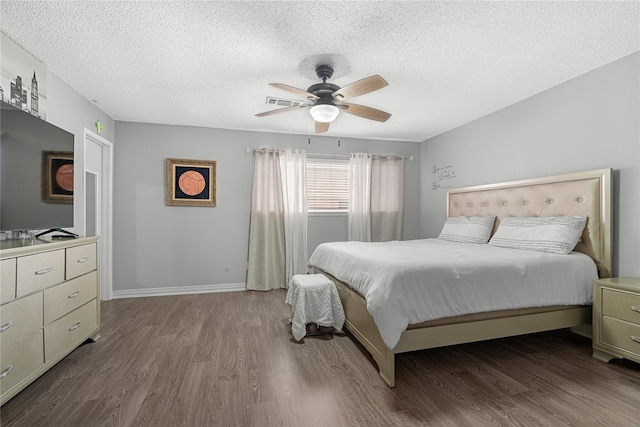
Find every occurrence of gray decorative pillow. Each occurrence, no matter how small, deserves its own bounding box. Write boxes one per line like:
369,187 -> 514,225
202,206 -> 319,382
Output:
489,215 -> 587,255
438,216 -> 496,244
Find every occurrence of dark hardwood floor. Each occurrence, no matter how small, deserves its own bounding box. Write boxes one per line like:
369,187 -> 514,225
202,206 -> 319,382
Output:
2,290 -> 639,427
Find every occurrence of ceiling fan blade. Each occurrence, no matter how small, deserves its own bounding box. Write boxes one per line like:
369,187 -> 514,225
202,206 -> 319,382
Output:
332,75 -> 388,100
269,83 -> 319,100
255,105 -> 307,117
341,102 -> 391,122
315,121 -> 330,134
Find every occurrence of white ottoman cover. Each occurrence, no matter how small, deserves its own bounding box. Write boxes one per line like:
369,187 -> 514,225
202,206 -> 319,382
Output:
285,274 -> 345,341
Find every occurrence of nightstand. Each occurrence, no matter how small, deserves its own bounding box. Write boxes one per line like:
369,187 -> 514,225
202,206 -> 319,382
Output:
592,277 -> 640,364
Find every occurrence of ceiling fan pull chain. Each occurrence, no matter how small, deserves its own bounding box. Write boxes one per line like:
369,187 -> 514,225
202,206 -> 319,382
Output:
307,110 -> 311,145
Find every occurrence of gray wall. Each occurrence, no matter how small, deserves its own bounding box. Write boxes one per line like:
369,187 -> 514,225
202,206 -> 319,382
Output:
46,72 -> 115,236
113,122 -> 420,292
420,52 -> 639,277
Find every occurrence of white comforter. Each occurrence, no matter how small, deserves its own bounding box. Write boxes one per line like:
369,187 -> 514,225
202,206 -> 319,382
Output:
308,239 -> 598,350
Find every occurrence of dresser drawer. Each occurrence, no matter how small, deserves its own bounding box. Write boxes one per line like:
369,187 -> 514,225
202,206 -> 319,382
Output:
602,288 -> 640,325
0,330 -> 44,396
0,293 -> 43,350
44,271 -> 97,324
1,258 -> 17,304
66,243 -> 97,280
16,250 -> 65,297
44,300 -> 97,361
602,316 -> 640,357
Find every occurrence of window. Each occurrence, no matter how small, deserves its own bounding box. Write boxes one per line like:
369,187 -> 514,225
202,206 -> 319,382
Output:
306,158 -> 349,212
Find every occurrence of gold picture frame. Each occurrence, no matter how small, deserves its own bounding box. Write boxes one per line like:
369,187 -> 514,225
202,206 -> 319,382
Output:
165,158 -> 216,207
42,151 -> 73,203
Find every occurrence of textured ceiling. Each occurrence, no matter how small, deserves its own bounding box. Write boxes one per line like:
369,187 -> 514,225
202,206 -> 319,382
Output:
1,1 -> 638,142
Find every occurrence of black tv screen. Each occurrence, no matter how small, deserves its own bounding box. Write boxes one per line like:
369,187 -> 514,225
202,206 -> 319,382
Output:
1,101 -> 74,232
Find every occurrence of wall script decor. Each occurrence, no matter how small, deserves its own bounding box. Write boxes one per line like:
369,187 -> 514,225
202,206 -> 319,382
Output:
166,158 -> 217,207
1,32 -> 47,119
42,151 -> 73,203
431,163 -> 457,191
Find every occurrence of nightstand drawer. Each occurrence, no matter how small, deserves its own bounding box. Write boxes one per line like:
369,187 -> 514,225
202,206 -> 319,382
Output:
16,249 -> 65,297
44,271 -> 97,325
0,293 -> 43,350
44,300 -> 98,361
602,288 -> 640,325
1,258 -> 17,304
66,243 -> 97,280
602,316 -> 640,356
0,330 -> 44,396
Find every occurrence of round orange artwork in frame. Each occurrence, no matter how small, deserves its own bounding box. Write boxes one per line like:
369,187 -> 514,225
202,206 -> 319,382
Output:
55,164 -> 74,192
178,170 -> 206,196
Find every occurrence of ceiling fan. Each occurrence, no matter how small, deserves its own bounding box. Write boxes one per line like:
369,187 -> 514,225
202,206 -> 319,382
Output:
256,65 -> 391,134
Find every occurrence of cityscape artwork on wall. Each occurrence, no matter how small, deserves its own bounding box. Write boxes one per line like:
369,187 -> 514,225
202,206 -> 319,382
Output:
1,32 -> 47,120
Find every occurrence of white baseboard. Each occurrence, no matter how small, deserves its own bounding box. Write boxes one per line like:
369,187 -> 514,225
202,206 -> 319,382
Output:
111,283 -> 246,300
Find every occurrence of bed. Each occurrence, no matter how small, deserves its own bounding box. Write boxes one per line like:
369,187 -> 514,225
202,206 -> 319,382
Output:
309,168 -> 612,387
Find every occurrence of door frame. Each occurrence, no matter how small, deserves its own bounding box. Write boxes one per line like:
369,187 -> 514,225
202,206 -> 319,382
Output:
83,128 -> 114,301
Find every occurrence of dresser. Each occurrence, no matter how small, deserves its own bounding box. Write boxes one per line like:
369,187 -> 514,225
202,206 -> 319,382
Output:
0,236 -> 100,405
592,277 -> 640,364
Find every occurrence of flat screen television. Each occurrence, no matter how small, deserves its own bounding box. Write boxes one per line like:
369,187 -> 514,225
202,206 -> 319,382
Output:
1,101 -> 74,232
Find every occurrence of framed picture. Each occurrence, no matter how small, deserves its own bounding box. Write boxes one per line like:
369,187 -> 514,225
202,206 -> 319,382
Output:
166,158 -> 216,207
41,151 -> 73,203
1,32 -> 47,119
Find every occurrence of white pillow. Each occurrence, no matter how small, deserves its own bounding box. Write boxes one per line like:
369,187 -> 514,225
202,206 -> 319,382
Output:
488,215 -> 587,255
438,216 -> 496,244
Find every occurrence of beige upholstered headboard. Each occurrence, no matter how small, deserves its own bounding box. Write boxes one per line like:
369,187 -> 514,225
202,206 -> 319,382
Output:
447,169 -> 612,278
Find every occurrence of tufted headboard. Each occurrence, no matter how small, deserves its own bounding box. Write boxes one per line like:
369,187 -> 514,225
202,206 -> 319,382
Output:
447,169 -> 612,278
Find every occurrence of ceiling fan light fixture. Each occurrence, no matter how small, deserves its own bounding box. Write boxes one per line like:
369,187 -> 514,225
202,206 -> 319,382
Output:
257,68 -> 390,132
309,104 -> 339,123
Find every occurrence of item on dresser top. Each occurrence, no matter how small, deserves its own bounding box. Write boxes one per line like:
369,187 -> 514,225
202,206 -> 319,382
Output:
0,102 -> 75,232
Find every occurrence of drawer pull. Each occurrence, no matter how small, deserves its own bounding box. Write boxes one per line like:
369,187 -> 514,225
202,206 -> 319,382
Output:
35,267 -> 53,275
0,365 -> 14,379
631,306 -> 640,313
0,321 -> 14,332
68,291 -> 81,299
631,336 -> 640,344
69,322 -> 81,331
77,257 -> 89,264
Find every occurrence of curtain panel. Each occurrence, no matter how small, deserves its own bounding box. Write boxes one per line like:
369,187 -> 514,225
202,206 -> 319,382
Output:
371,157 -> 404,241
348,153 -> 404,242
348,153 -> 372,241
246,148 -> 308,291
246,150 -> 286,291
280,149 -> 308,285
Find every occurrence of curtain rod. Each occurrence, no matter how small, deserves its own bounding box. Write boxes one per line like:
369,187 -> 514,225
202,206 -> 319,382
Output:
244,148 -> 414,162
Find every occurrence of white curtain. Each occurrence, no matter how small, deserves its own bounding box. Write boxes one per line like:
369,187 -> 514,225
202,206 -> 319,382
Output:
280,149 -> 308,285
348,153 -> 372,241
246,150 -> 286,291
371,157 -> 404,241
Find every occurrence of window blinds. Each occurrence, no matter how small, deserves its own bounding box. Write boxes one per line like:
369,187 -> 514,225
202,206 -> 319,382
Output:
306,158 -> 349,211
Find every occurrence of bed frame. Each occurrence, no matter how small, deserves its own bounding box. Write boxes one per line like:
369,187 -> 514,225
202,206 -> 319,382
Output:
319,168 -> 612,387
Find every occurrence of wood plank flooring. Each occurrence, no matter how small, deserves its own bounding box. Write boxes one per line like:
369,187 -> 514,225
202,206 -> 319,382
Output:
1,290 -> 639,426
